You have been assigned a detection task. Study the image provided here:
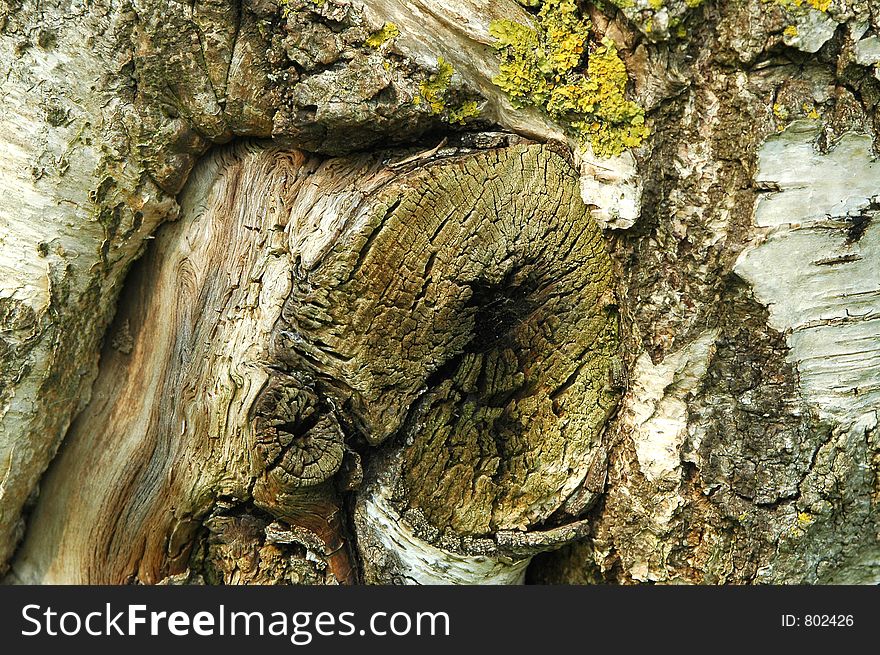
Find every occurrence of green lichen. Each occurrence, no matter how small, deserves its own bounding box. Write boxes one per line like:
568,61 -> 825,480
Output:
365,22 -> 399,48
489,0 -> 649,157
418,57 -> 454,114
490,0 -> 589,106
773,0 -> 832,11
416,58 -> 482,125
566,40 -> 651,157
448,100 -> 481,125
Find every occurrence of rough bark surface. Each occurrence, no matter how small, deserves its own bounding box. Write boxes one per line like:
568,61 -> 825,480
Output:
2,0 -> 879,584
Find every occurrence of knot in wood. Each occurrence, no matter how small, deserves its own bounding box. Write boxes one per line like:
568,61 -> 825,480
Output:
253,374 -> 345,493
279,144 -> 621,536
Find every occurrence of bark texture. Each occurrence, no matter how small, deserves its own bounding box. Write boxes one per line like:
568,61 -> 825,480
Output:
2,0 -> 879,584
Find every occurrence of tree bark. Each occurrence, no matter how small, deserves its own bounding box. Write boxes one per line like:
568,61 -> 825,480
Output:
1,0 -> 879,584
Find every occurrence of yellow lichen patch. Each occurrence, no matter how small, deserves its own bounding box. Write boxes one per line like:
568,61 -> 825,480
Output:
489,1 -> 648,157
770,0 -> 832,13
773,103 -> 790,121
489,0 -> 588,106
772,98 -> 821,129
569,41 -> 650,157
418,57 -> 454,114
416,59 -> 482,125
783,25 -> 799,37
448,100 -> 481,125
797,512 -> 816,526
365,22 -> 399,48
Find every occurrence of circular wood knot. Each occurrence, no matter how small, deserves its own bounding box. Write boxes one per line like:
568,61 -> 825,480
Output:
253,375 -> 345,493
278,144 -> 622,537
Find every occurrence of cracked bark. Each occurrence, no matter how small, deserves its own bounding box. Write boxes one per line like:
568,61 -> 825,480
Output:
2,0 -> 879,584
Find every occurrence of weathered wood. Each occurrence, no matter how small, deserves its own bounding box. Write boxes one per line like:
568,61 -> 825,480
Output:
1,0 -> 609,574
274,143 -> 620,582
10,140 -> 618,584
13,143 -> 339,583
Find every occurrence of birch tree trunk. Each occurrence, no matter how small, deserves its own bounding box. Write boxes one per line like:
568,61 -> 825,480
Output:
1,0 -> 878,584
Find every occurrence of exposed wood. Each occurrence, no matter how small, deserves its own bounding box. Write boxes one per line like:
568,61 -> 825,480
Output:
2,0 -> 879,586
0,0 -> 579,574
13,143 -> 334,583
11,140 -> 618,584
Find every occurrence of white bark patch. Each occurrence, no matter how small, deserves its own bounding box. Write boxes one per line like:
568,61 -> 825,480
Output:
578,151 -> 642,229
735,121 -> 880,421
854,35 -> 880,66
608,329 -> 719,583
782,10 -> 838,53
668,86 -> 729,245
628,330 -> 720,485
0,10 -> 178,568
362,488 -> 530,585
